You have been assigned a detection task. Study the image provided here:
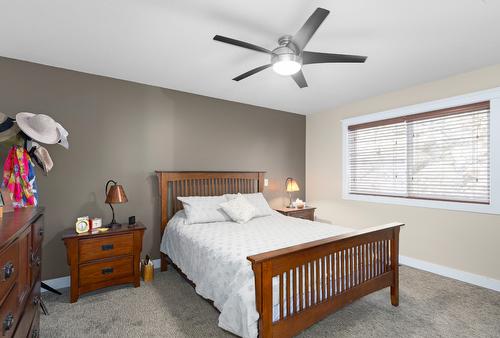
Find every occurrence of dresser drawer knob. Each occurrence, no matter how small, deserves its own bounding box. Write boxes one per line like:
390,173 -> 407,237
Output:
3,312 -> 14,333
101,244 -> 114,251
39,228 -> 44,236
33,296 -> 40,306
3,262 -> 14,280
101,267 -> 114,275
31,328 -> 39,338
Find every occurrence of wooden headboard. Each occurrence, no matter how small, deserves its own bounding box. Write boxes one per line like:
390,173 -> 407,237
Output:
156,171 -> 265,232
156,171 -> 265,271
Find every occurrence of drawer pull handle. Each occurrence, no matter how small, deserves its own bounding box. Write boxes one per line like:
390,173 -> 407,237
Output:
3,312 -> 14,333
30,253 -> 41,267
39,228 -> 44,236
33,296 -> 40,306
101,244 -> 114,251
31,328 -> 39,338
3,262 -> 14,280
102,267 -> 114,275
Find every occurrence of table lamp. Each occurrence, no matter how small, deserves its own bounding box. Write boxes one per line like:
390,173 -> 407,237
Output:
105,179 -> 128,227
285,177 -> 300,208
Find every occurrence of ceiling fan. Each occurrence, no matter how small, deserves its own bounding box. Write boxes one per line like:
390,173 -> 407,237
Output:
213,7 -> 367,88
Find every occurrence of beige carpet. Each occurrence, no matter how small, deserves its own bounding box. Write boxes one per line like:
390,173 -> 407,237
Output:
41,266 -> 500,337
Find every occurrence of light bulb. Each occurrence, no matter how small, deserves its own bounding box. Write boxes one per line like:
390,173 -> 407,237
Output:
271,52 -> 302,76
272,60 -> 301,76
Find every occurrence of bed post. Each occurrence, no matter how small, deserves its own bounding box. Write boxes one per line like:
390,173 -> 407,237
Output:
390,226 -> 400,306
158,172 -> 169,271
258,172 -> 265,193
253,260 -> 272,338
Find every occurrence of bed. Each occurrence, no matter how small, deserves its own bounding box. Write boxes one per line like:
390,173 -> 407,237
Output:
157,171 -> 404,338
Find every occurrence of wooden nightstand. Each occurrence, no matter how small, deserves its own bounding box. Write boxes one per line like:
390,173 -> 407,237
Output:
62,223 -> 145,303
275,206 -> 316,221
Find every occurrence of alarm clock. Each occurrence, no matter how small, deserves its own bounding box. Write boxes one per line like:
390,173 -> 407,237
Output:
75,217 -> 90,234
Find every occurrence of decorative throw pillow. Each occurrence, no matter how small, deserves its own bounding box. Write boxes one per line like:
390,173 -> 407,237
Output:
224,192 -> 273,218
219,194 -> 258,224
177,196 -> 231,224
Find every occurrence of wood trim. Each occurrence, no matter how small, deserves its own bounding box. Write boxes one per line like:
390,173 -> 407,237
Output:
156,171 -> 266,271
348,101 -> 489,131
248,222 -> 403,264
349,192 -> 490,205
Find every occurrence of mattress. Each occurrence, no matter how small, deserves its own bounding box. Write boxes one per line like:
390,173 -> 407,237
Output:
160,210 -> 352,338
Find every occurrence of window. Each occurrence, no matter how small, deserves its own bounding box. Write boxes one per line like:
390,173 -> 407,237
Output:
342,88 -> 500,214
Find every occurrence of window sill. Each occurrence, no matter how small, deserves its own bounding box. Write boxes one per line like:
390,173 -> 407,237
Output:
342,192 -> 500,215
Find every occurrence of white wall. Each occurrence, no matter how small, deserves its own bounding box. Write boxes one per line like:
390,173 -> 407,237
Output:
306,64 -> 500,281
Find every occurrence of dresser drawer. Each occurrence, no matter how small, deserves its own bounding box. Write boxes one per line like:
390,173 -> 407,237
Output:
0,284 -> 19,338
0,242 -> 19,303
79,256 -> 133,286
79,234 -> 133,263
13,279 -> 40,338
27,309 -> 40,338
31,216 -> 44,254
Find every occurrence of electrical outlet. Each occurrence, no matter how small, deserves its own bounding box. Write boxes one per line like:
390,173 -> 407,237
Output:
264,179 -> 269,187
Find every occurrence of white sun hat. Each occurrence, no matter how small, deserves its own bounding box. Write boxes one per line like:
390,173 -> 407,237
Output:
16,112 -> 60,144
55,122 -> 69,149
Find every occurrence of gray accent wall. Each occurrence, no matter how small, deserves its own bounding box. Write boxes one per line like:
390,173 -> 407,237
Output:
0,57 -> 305,279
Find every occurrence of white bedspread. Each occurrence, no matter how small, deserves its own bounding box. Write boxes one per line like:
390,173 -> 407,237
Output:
160,210 -> 352,338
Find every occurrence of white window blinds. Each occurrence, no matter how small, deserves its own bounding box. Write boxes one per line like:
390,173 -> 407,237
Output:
348,101 -> 490,204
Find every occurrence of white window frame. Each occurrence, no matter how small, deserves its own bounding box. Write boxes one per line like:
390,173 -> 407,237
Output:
342,87 -> 500,214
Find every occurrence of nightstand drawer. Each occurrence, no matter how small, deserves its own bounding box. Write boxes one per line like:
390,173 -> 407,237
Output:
79,234 -> 133,263
79,256 -> 133,286
275,207 -> 316,221
292,210 -> 314,221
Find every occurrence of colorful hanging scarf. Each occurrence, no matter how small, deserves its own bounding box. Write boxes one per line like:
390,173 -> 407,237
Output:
2,145 -> 38,208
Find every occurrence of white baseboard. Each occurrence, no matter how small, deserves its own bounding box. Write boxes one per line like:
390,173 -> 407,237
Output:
41,259 -> 161,293
400,255 -> 500,292
43,257 -> 500,293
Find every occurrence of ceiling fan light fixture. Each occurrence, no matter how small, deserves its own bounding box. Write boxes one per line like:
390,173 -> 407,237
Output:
271,53 -> 302,76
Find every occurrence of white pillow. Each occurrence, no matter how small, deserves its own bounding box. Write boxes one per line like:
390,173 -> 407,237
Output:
177,196 -> 231,224
224,192 -> 273,218
219,194 -> 257,224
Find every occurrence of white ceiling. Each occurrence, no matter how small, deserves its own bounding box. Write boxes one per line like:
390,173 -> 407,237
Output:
1,0 -> 500,115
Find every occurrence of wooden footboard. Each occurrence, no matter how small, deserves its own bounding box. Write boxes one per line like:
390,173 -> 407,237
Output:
247,222 -> 404,338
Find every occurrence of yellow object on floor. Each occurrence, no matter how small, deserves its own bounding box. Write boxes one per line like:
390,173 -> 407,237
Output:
142,263 -> 154,282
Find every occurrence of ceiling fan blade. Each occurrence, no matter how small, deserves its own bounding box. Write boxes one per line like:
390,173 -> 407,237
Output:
291,8 -> 330,51
214,35 -> 272,54
233,64 -> 272,81
302,51 -> 367,64
291,70 -> 308,88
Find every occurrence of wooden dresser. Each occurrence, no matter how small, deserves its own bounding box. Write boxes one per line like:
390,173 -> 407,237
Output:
62,224 -> 145,303
0,207 -> 44,338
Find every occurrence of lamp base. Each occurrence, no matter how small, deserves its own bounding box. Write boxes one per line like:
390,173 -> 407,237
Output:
104,220 -> 121,228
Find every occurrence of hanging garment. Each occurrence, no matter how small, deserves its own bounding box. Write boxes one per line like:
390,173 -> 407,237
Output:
29,143 -> 53,175
2,145 -> 38,208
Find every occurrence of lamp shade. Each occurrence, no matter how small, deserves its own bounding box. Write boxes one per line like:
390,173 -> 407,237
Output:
105,184 -> 128,204
285,178 -> 300,192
